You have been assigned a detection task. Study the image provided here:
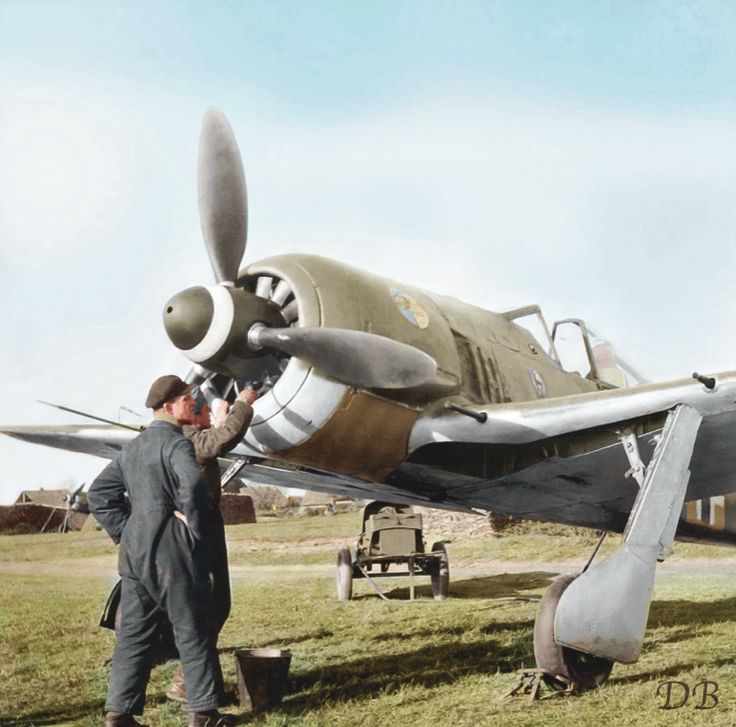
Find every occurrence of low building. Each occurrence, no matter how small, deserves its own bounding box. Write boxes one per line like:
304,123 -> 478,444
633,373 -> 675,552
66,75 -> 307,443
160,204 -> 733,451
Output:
15,489 -> 69,507
0,487 -> 89,534
0,504 -> 67,534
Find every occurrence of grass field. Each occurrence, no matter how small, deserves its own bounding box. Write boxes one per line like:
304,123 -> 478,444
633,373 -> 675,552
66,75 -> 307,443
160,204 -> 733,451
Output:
1,512 -> 735,726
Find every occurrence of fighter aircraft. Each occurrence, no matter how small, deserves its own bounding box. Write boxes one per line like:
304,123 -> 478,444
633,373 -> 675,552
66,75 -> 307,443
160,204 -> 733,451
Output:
4,108 -> 735,691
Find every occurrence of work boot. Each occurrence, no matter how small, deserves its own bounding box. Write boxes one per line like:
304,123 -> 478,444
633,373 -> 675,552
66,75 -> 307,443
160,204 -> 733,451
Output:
166,665 -> 187,703
187,710 -> 235,727
105,713 -> 147,727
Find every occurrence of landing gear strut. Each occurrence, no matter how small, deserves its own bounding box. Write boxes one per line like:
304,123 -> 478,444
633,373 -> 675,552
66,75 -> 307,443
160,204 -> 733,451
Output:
531,404 -> 702,690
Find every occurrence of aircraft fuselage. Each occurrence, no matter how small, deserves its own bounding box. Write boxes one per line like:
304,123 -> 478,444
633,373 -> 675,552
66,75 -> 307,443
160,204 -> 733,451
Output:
220,254 -> 601,480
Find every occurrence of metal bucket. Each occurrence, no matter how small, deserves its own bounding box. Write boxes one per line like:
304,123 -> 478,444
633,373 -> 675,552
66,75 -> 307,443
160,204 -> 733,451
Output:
234,648 -> 292,712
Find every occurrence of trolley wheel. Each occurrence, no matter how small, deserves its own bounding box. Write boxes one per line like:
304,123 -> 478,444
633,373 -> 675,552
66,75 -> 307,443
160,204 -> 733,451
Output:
336,547 -> 353,602
430,541 -> 449,601
533,574 -> 614,690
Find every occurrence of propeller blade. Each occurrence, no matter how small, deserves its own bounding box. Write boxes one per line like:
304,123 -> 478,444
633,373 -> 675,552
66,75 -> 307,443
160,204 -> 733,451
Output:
249,326 -> 437,389
183,366 -> 224,406
184,365 -> 211,385
198,107 -> 248,284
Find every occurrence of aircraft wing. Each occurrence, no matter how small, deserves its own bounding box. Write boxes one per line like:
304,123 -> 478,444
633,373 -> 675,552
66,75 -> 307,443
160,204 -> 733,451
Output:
1,424 -> 138,460
400,371 -> 736,544
0,424 -> 476,513
230,461 -> 474,512
4,371 -> 736,543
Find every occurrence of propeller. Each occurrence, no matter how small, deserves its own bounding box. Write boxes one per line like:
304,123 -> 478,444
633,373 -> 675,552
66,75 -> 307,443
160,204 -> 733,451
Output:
198,107 -> 248,285
184,364 -> 211,386
181,108 -> 247,385
248,325 -> 437,389
164,108 -> 438,392
61,482 -> 87,533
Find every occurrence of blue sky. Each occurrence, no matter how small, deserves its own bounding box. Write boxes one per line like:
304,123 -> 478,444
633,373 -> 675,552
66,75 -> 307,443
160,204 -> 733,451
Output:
5,1 -> 736,114
1,1 -> 736,502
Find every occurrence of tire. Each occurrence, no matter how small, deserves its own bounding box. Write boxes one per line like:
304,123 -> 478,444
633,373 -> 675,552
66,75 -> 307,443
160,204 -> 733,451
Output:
533,574 -> 613,690
336,547 -> 353,602
430,541 -> 449,601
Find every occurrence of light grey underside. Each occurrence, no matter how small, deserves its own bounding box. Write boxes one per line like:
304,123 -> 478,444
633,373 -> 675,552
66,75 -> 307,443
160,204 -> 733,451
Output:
396,410 -> 736,529
3,407 -> 735,542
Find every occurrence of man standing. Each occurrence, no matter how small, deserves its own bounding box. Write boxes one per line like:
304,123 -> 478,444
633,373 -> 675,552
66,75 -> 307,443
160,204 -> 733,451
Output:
166,386 -> 257,704
89,375 -> 231,727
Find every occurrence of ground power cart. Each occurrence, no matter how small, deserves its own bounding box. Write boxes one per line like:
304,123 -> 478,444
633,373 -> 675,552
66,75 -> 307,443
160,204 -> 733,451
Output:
336,501 -> 449,601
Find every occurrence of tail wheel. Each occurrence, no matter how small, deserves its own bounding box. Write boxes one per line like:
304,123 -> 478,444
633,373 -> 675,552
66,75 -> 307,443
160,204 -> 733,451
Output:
533,574 -> 614,690
430,541 -> 450,601
336,547 -> 353,602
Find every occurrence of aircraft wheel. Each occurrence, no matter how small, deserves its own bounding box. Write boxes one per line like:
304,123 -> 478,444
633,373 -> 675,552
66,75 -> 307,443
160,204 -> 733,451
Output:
430,541 -> 449,601
336,547 -> 353,602
533,574 -> 613,690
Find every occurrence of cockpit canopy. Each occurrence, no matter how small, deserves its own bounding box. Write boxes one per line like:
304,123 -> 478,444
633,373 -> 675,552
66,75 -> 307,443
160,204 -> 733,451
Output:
551,318 -> 647,388
503,306 -> 646,389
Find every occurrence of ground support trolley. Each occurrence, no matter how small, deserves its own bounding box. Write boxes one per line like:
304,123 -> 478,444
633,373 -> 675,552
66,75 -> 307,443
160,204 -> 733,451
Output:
336,501 -> 449,602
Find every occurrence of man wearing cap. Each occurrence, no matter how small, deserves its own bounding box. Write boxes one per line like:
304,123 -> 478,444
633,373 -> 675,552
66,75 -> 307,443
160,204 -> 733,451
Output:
166,386 -> 257,705
88,375 -> 232,727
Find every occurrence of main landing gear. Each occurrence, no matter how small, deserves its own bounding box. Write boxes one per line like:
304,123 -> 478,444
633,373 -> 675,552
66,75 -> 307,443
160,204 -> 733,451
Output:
533,574 -> 613,690
530,404 -> 702,691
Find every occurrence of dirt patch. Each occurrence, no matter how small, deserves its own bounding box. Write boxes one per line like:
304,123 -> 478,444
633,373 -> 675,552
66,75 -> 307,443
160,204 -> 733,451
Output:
228,537 -> 347,553
0,558 -> 118,577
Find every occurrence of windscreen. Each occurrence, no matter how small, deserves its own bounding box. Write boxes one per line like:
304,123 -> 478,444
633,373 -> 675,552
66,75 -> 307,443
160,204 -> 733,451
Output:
553,320 -> 647,387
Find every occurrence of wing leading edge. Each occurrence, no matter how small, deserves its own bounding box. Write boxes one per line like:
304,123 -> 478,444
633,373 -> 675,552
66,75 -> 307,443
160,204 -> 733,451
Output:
5,371 -> 736,545
0,424 -> 475,514
401,371 -> 736,545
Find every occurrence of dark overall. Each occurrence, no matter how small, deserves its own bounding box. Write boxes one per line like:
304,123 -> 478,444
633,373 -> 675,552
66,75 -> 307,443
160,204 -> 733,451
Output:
89,420 -> 220,715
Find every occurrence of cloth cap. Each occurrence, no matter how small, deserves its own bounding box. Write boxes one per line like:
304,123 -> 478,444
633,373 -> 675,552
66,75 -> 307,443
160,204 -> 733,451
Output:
145,375 -> 195,410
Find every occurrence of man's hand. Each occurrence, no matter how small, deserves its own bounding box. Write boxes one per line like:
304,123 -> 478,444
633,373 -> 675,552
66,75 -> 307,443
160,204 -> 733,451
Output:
173,510 -> 189,527
237,388 -> 258,406
213,389 -> 258,427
